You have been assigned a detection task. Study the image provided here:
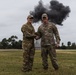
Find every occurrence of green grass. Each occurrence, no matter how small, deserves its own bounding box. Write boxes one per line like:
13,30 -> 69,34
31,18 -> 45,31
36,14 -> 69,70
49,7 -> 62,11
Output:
0,49 -> 76,75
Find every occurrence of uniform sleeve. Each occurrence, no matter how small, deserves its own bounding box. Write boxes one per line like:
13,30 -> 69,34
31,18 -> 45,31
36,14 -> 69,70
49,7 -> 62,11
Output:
53,24 -> 61,44
36,26 -> 42,40
21,25 -> 35,38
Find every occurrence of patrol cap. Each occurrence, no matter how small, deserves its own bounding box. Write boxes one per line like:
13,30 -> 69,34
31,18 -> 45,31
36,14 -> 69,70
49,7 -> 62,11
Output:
42,13 -> 48,19
27,15 -> 33,19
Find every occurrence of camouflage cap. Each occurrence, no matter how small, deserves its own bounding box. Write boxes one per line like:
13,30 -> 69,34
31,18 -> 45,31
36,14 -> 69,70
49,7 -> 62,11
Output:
27,15 -> 33,19
42,13 -> 48,18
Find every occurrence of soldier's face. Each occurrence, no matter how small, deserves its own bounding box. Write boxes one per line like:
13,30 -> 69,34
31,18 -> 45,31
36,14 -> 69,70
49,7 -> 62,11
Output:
27,17 -> 33,23
42,17 -> 48,23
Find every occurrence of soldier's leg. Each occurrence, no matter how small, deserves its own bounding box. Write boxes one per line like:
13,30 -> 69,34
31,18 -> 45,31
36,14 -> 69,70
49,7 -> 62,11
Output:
48,46 -> 59,70
29,46 -> 35,70
41,47 -> 48,69
22,47 -> 30,71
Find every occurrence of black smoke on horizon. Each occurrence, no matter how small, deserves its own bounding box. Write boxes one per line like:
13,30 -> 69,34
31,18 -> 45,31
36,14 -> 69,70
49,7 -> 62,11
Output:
30,0 -> 71,25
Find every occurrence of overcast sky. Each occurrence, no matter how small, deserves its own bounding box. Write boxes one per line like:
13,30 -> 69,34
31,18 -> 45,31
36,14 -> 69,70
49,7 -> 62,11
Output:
0,0 -> 76,45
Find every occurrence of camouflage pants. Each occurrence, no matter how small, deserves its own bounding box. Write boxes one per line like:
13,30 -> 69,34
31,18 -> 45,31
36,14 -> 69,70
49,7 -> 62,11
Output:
41,45 -> 59,70
23,46 -> 35,70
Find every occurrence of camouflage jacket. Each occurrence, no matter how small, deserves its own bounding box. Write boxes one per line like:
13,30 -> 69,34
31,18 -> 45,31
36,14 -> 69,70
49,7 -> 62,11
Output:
21,22 -> 35,48
37,22 -> 60,47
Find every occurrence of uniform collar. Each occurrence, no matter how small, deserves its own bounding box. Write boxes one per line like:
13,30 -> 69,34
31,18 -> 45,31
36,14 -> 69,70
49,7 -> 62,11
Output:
27,22 -> 32,26
43,22 -> 49,26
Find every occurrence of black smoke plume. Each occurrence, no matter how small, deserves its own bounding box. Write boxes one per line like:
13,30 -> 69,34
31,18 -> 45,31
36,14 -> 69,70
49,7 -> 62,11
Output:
30,0 -> 71,25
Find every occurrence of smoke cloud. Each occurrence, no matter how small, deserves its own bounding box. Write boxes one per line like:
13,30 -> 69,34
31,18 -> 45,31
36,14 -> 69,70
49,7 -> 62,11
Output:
30,0 -> 71,25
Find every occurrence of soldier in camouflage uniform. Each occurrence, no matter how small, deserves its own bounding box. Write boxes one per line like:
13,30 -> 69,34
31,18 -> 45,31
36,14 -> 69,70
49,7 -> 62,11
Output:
36,13 -> 61,70
21,15 -> 36,72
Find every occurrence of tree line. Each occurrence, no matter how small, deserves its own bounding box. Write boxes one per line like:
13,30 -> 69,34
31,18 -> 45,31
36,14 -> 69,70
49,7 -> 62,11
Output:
59,41 -> 76,49
0,35 -> 76,49
0,35 -> 22,49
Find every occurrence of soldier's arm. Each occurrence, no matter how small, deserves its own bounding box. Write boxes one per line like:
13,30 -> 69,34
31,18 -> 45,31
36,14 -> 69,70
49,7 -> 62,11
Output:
21,25 -> 35,38
53,24 -> 61,44
35,26 -> 42,40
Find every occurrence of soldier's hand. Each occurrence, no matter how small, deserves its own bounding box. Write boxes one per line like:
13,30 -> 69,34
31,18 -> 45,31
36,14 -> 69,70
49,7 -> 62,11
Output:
32,34 -> 36,38
56,44 -> 60,47
35,32 -> 38,35
35,36 -> 39,40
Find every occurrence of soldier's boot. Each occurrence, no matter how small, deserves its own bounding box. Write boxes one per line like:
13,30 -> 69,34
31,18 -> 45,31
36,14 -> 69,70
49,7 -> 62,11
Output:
42,61 -> 48,70
52,62 -> 59,70
43,63 -> 48,70
54,65 -> 59,70
43,66 -> 48,70
22,68 -> 30,72
28,68 -> 32,71
22,64 -> 30,72
28,66 -> 32,71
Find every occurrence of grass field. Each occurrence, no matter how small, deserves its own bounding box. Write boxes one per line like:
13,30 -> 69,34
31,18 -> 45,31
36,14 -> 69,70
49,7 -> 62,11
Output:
0,49 -> 76,75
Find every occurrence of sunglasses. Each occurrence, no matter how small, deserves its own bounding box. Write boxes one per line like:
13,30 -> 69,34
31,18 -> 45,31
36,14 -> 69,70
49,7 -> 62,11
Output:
29,17 -> 33,19
42,17 -> 47,19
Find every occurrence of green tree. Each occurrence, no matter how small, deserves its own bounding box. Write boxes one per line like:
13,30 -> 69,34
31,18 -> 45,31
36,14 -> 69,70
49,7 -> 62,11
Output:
61,42 -> 67,49
71,43 -> 76,49
67,41 -> 71,47
1,38 -> 8,49
8,35 -> 18,48
0,35 -> 22,49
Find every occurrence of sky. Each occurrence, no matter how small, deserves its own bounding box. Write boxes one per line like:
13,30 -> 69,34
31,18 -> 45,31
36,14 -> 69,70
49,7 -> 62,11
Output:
0,0 -> 76,45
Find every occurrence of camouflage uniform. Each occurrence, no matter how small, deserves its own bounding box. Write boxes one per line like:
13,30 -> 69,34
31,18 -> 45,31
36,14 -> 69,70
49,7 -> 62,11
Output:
21,22 -> 35,71
37,22 -> 60,70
